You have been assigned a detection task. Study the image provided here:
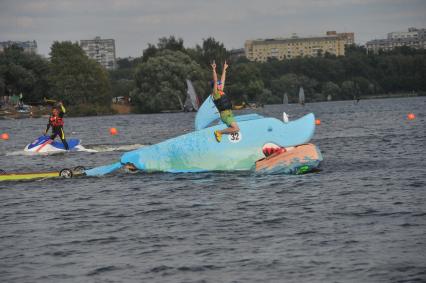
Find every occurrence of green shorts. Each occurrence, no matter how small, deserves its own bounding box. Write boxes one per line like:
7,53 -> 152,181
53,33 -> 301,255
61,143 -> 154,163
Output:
220,110 -> 236,127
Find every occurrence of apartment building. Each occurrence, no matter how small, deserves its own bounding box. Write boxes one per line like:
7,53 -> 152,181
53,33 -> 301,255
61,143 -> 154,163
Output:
0,40 -> 37,54
244,31 -> 351,62
80,36 -> 116,70
366,27 -> 426,54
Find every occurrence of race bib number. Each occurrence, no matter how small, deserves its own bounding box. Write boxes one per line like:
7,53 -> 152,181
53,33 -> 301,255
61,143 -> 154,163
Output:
228,132 -> 242,143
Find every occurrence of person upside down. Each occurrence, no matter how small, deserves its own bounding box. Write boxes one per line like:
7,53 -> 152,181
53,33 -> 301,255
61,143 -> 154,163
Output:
211,60 -> 240,142
44,101 -> 69,150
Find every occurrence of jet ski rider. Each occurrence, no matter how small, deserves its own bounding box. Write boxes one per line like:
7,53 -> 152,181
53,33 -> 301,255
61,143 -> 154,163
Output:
211,60 -> 240,142
44,101 -> 69,150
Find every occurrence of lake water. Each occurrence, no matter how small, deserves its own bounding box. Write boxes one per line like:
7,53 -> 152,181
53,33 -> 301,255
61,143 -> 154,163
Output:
1,97 -> 425,282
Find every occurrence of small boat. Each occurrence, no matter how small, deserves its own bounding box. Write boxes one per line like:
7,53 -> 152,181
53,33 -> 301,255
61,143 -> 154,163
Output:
283,93 -> 289,105
183,80 -> 200,112
24,135 -> 82,153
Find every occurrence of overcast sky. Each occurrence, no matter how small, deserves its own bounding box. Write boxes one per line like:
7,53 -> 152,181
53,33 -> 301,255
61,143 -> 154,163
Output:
1,0 -> 425,57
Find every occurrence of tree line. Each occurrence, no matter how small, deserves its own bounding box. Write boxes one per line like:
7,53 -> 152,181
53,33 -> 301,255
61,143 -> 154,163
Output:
0,42 -> 112,115
1,37 -> 425,115
113,38 -> 426,112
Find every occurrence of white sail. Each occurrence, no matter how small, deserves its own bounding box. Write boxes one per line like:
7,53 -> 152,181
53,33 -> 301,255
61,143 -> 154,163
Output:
184,80 -> 200,111
283,92 -> 289,105
298,87 -> 305,105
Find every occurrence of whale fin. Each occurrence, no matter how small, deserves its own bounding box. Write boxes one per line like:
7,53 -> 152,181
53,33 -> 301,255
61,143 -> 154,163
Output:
85,162 -> 122,176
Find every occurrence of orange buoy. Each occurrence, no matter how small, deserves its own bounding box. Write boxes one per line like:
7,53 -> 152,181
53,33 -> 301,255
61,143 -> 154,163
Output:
315,119 -> 321,125
1,133 -> 10,140
407,113 -> 416,120
109,127 -> 118,135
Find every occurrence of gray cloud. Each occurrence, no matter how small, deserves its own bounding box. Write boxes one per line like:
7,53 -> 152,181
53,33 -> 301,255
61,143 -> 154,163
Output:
0,0 -> 425,57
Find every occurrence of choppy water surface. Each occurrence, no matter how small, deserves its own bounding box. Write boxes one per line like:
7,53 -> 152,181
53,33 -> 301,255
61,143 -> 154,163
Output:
1,97 -> 425,283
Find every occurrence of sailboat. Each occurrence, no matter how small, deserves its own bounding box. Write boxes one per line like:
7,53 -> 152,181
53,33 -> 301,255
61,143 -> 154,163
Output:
283,92 -> 289,105
183,80 -> 200,112
327,94 -> 332,101
298,87 -> 305,105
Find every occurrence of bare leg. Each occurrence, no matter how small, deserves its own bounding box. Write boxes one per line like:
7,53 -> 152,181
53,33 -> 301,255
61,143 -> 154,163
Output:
219,122 -> 239,134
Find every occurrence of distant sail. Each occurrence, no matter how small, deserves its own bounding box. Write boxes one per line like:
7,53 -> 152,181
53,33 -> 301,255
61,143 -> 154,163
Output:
184,80 -> 200,111
298,87 -> 305,105
327,94 -> 332,101
283,92 -> 289,105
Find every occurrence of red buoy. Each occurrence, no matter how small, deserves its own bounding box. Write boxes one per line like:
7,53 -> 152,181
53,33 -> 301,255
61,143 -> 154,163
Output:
407,113 -> 416,120
109,128 -> 118,135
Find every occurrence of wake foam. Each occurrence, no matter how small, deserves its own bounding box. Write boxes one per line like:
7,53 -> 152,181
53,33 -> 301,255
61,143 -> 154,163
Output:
4,143 -> 144,156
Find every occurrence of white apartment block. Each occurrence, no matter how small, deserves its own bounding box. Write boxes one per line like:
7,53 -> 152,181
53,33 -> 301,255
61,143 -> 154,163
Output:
0,40 -> 37,54
366,27 -> 426,54
80,36 -> 116,70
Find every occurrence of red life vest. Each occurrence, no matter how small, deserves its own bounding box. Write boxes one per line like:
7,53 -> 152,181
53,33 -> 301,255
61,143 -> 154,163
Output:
49,115 -> 64,127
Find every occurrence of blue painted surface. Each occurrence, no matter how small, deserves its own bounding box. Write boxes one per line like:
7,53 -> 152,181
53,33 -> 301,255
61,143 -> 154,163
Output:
85,162 -> 123,176
28,135 -> 80,150
194,96 -> 219,130
120,113 -> 316,173
226,113 -> 264,124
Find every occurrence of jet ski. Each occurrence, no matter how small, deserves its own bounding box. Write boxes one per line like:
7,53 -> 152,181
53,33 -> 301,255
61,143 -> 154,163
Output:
85,97 -> 323,176
24,135 -> 82,153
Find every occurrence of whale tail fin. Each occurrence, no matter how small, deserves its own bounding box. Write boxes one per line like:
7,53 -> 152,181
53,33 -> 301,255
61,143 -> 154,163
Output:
85,162 -> 122,176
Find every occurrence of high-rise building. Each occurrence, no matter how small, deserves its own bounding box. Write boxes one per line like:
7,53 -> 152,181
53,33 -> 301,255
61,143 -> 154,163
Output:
80,36 -> 116,70
0,40 -> 37,54
326,31 -> 355,45
244,31 -> 352,62
366,28 -> 426,54
230,48 -> 246,60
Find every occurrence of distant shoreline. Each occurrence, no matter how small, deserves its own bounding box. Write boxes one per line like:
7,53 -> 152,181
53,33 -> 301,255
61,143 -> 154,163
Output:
359,92 -> 423,100
1,94 -> 424,119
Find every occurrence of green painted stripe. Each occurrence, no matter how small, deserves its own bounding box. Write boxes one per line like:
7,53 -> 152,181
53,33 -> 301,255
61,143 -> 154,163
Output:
0,172 -> 59,181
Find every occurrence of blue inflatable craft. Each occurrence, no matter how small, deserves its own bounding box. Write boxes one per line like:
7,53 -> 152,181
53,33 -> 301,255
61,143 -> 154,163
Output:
86,97 -> 322,176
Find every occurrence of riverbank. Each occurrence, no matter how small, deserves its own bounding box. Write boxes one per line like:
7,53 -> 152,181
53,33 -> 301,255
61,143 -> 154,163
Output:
359,91 -> 425,100
0,92 -> 424,119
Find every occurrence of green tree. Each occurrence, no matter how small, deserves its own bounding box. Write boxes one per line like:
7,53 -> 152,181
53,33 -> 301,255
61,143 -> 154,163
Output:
226,62 -> 264,103
111,79 -> 134,99
0,45 -> 50,102
142,36 -> 185,62
48,41 -> 112,114
190,37 -> 229,67
271,73 -> 299,102
341,80 -> 357,99
322,81 -> 340,100
270,73 -> 318,102
132,50 -> 208,113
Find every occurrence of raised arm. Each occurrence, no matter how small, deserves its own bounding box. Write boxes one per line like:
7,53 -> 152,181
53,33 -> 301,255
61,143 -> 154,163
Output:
59,102 -> 66,114
211,61 -> 218,96
220,61 -> 228,89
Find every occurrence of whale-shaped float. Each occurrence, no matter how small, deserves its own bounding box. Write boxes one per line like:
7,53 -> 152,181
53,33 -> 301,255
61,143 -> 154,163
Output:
86,97 -> 322,176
